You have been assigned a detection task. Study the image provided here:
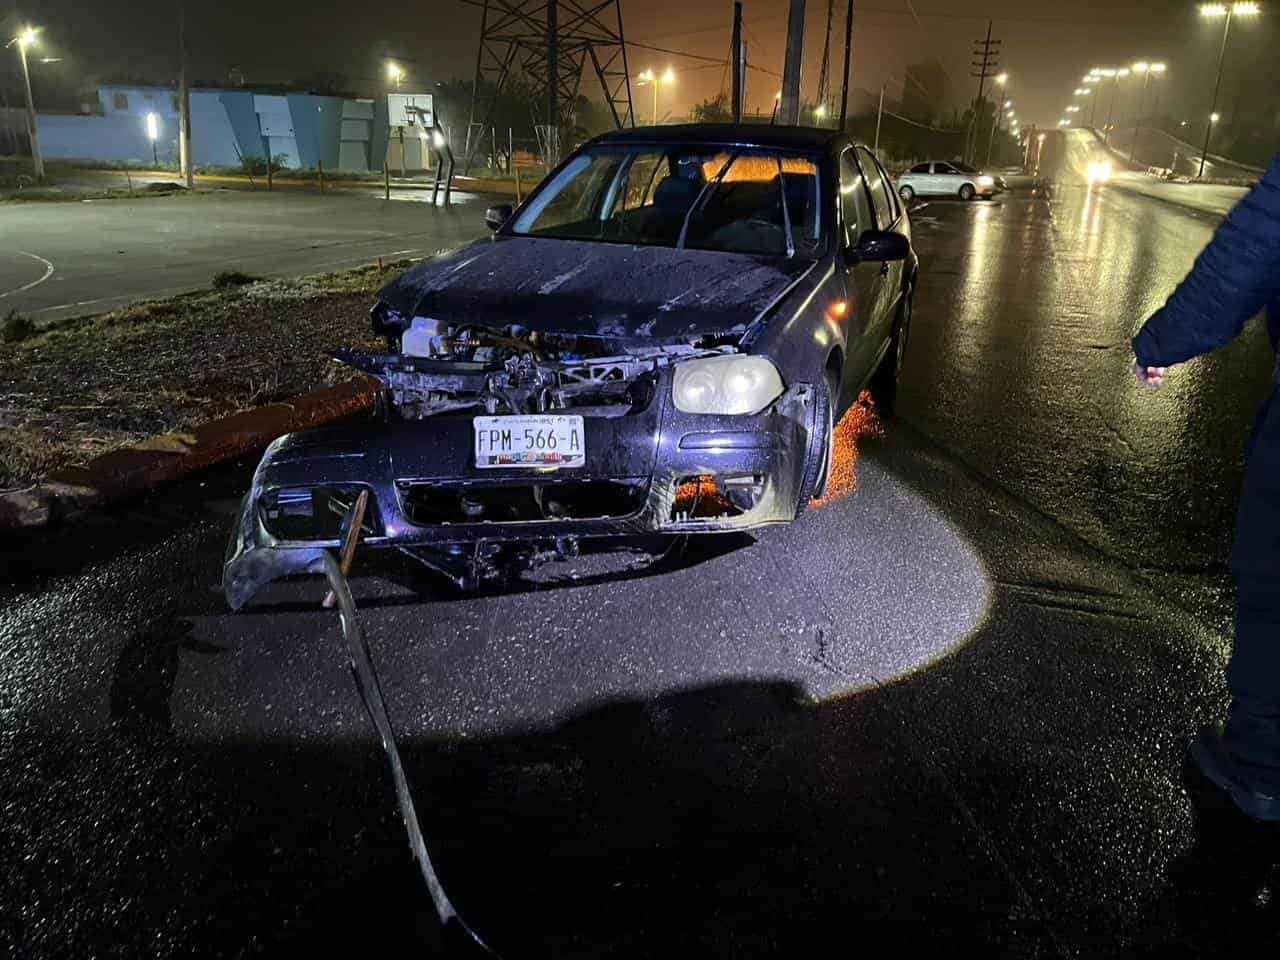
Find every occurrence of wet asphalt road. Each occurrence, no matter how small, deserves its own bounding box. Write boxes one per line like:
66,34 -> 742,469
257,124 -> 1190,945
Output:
3,131 -> 1278,957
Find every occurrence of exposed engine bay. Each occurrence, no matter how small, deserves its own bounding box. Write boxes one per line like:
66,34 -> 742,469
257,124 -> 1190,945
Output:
348,309 -> 739,420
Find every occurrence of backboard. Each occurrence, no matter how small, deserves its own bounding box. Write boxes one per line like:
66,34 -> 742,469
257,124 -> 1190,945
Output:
388,93 -> 434,129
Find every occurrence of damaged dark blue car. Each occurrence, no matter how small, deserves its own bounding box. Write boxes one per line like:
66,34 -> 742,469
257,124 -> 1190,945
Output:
224,125 -> 918,606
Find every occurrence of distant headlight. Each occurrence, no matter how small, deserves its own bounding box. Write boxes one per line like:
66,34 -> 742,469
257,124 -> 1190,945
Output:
978,175 -> 995,186
672,355 -> 784,415
1087,160 -> 1112,183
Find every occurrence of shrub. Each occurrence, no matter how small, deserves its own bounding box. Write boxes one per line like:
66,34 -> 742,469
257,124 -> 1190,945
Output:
1,310 -> 35,343
211,271 -> 261,289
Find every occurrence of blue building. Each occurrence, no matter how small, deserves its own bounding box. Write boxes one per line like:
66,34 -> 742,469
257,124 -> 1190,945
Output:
34,84 -> 417,172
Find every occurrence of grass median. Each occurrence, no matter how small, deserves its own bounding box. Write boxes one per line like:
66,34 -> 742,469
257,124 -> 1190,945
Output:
0,260 -> 420,490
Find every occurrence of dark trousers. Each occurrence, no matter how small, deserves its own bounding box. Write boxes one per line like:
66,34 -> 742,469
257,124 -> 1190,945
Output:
1225,386 -> 1280,792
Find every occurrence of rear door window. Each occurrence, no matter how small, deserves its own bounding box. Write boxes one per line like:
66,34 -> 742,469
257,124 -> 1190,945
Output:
869,153 -> 900,223
858,148 -> 893,229
909,163 -> 930,174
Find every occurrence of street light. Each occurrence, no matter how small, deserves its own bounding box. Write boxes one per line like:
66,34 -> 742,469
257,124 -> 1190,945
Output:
6,26 -> 44,179
985,72 -> 1009,166
1128,61 -> 1167,163
387,61 -> 404,91
1095,67 -> 1130,140
635,67 -> 675,125
145,112 -> 160,166
1197,1 -> 1261,177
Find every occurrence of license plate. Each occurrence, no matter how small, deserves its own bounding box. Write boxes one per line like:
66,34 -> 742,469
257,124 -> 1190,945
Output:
473,415 -> 586,469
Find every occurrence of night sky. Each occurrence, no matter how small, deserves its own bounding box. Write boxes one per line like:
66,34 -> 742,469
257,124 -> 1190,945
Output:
4,0 -> 1277,131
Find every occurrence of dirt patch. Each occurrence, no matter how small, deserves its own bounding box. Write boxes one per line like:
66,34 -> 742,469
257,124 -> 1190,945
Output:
0,261 -> 413,489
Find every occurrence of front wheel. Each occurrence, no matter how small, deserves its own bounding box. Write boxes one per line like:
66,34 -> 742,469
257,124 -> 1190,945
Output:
899,184 -> 916,202
795,368 -> 838,517
958,183 -> 976,201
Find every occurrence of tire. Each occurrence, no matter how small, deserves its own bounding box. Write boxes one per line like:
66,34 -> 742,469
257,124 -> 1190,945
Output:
899,184 -> 915,202
869,289 -> 912,417
958,183 -> 976,201
795,368 -> 838,517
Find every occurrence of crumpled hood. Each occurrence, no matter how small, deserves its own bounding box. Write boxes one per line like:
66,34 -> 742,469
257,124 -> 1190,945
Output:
376,237 -> 817,343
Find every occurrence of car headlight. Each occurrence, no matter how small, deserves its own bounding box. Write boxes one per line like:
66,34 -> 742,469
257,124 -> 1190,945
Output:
672,355 -> 785,415
978,175 -> 995,187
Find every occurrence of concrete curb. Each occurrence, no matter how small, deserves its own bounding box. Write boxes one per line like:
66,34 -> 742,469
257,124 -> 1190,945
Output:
0,377 -> 378,532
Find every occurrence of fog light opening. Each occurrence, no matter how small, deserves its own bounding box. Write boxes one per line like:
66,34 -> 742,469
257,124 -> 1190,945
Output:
671,474 -> 754,521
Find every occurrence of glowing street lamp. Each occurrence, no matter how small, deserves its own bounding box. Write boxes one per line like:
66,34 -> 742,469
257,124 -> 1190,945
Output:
6,25 -> 44,179
985,72 -> 1010,165
387,61 -> 404,91
1197,1 -> 1261,177
1094,67 -> 1130,138
635,67 -> 675,125
145,112 -> 160,166
1128,61 -> 1167,163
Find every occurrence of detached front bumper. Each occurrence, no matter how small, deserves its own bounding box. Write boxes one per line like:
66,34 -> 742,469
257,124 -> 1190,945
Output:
223,374 -> 818,609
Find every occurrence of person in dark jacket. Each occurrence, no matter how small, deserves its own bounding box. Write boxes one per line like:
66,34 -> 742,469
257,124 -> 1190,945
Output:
1133,155 -> 1280,827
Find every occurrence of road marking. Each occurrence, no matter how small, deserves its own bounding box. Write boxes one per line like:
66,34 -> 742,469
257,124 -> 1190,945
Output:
0,251 -> 55,300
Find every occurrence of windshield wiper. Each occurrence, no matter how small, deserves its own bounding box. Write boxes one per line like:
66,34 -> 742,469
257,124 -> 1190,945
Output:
676,151 -> 737,250
775,154 -> 795,259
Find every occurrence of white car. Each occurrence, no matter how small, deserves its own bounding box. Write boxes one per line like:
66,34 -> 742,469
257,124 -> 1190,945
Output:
895,161 -> 998,202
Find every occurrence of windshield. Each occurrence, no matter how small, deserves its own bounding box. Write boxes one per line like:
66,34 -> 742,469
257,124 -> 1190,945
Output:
952,160 -> 980,173
510,145 -> 826,259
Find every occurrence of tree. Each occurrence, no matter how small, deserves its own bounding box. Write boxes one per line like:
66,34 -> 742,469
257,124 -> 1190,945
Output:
689,93 -> 731,123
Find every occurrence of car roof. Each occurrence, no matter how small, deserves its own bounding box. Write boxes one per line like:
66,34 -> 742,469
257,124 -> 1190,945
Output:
587,123 -> 853,153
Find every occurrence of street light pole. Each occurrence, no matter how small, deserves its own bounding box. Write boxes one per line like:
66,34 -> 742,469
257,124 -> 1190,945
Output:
985,74 -> 1008,167
12,29 -> 44,180
1201,7 -> 1232,177
1129,63 -> 1165,165
178,4 -> 193,189
1104,69 -> 1129,144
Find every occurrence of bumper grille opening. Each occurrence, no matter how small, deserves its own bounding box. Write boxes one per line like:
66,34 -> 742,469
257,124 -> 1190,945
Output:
399,479 -> 648,525
671,474 -> 761,522
259,485 -> 380,541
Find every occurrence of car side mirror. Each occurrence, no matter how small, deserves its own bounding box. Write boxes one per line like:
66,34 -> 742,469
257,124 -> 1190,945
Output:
485,204 -> 513,232
850,229 -> 909,263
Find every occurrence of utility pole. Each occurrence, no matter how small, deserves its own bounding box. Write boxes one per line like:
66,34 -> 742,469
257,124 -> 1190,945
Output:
178,4 -> 193,189
779,0 -> 805,126
731,1 -> 744,122
14,31 -> 43,180
815,0 -> 834,120
968,20 -> 1000,164
838,0 -> 853,128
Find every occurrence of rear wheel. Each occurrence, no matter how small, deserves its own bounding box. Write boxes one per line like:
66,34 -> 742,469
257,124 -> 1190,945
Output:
898,184 -> 915,202
869,289 -> 912,417
959,183 -> 976,201
795,368 -> 838,517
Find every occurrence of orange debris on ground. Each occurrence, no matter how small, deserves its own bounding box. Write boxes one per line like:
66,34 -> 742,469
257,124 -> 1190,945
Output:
812,392 -> 883,508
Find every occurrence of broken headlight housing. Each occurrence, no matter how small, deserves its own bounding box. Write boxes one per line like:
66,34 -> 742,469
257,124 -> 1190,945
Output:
672,355 -> 785,415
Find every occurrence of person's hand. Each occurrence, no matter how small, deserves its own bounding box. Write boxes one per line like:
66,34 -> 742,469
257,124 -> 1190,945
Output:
1133,361 -> 1168,389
